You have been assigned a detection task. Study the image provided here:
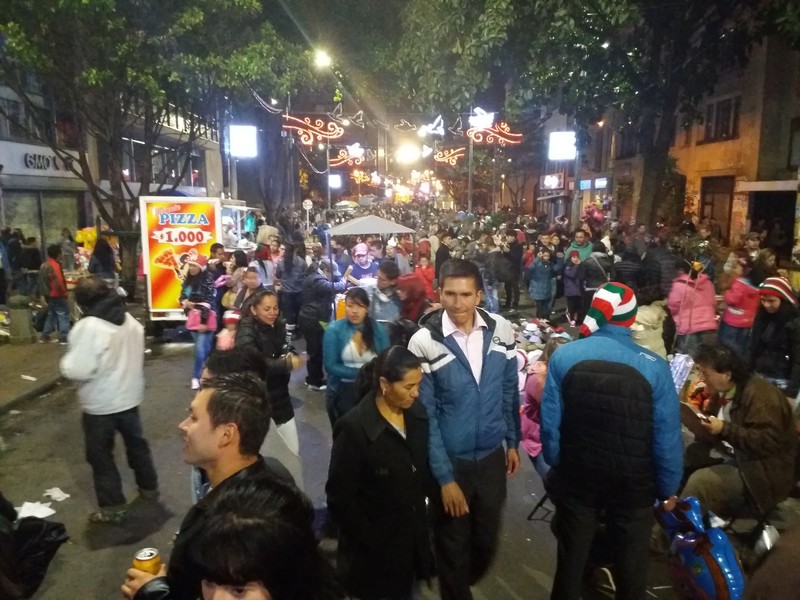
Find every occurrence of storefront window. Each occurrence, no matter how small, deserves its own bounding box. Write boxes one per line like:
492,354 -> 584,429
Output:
41,193 -> 80,248
3,192 -> 41,242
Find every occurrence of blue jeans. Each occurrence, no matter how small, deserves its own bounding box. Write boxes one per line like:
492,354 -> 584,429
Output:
43,297 -> 70,341
717,322 -> 749,358
528,452 -> 551,481
483,283 -> 499,313
191,331 -> 213,379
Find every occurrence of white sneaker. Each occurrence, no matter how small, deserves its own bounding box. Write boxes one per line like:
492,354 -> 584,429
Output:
191,378 -> 200,390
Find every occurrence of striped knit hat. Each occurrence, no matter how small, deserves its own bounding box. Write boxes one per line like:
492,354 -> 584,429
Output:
579,282 -> 638,338
759,277 -> 797,306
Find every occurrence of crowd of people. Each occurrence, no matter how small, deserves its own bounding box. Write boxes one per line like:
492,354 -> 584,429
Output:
3,204 -> 800,599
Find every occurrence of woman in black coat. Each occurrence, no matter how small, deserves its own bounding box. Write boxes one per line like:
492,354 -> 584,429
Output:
326,346 -> 435,600
235,290 -> 304,456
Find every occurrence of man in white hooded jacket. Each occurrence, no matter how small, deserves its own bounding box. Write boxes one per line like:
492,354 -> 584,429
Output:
60,276 -> 158,523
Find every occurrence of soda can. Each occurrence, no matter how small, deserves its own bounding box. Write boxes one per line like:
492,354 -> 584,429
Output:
132,548 -> 162,575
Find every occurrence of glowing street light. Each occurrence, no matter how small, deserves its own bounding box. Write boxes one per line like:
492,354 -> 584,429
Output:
396,144 -> 422,164
314,50 -> 332,68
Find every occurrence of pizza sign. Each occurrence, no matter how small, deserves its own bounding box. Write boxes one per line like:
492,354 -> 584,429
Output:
140,198 -> 221,316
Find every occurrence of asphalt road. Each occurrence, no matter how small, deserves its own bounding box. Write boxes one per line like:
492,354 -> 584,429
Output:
0,344 -> 682,600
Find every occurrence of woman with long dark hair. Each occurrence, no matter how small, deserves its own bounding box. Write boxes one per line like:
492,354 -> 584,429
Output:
327,346 -> 435,600
322,287 -> 389,428
235,290 -> 304,457
276,242 -> 306,341
89,237 -> 116,282
179,255 -> 216,389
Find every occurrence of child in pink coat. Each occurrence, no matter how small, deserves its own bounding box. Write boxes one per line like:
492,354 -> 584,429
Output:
521,336 -> 570,480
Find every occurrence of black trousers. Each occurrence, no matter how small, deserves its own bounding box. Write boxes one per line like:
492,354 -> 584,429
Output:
432,447 -> 507,600
566,295 -> 582,322
550,493 -> 653,600
504,277 -> 520,309
82,407 -> 159,507
279,291 -> 303,327
298,315 -> 325,386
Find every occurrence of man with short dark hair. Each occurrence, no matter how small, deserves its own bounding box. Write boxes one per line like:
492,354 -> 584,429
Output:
122,373 -> 284,600
38,244 -> 69,343
686,343 -> 797,518
435,231 -> 453,282
503,230 -> 523,311
565,229 -> 592,262
409,258 -> 520,600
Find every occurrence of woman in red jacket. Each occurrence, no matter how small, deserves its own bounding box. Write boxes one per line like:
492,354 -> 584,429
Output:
718,257 -> 759,357
414,254 -> 436,301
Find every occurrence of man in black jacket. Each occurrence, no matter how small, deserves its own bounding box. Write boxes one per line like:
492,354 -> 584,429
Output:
503,230 -> 523,310
298,259 -> 346,391
121,373 -> 284,600
434,231 -> 452,283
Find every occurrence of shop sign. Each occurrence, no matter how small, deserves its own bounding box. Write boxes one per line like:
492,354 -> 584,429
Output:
540,173 -> 564,190
139,197 -> 221,315
0,141 -> 79,178
595,177 -> 608,189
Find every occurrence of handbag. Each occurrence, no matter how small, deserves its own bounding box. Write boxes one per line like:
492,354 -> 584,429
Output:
186,303 -> 218,331
220,289 -> 238,309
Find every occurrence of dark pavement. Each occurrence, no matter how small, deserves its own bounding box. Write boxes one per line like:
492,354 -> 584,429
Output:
0,341 -> 692,600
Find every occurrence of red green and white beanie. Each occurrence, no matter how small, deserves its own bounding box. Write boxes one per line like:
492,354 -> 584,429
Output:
759,276 -> 797,306
579,282 -> 638,338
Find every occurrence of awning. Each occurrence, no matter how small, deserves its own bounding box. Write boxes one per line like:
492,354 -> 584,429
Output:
327,215 -> 415,236
735,180 -> 799,193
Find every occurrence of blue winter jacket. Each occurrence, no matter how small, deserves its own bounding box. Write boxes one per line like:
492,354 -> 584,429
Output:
323,316 -> 390,393
408,308 -> 521,486
528,258 -> 556,301
541,325 -> 683,504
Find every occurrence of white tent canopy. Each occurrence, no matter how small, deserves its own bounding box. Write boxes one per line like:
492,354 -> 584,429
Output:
327,215 -> 415,236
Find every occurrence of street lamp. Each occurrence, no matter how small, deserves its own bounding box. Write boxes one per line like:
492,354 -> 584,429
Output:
314,50 -> 332,68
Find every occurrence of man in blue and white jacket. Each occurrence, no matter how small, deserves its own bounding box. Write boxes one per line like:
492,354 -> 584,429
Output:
541,282 -> 683,600
408,258 -> 520,600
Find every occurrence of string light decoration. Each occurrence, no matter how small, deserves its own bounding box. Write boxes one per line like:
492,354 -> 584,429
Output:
329,143 -> 366,167
394,119 -> 417,132
282,114 -> 344,145
351,170 -> 372,184
466,121 -> 522,146
434,147 -> 466,166
448,116 -> 464,136
418,115 -> 444,137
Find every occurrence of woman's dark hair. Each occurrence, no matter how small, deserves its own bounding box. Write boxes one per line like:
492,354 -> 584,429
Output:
232,250 -> 248,269
693,343 -> 751,389
190,474 -> 341,600
635,284 -> 664,306
344,287 -> 375,351
356,346 -> 422,402
282,242 -> 297,274
591,241 -> 607,253
248,289 -> 279,314
295,241 -> 307,260
93,238 -> 114,262
61,228 -> 74,241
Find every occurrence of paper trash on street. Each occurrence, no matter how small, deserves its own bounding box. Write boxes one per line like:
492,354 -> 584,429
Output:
15,501 -> 56,519
20,375 -> 37,381
43,487 -> 71,502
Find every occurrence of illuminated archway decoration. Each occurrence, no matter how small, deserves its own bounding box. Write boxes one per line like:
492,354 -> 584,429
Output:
282,114 -> 344,145
434,147 -> 466,166
466,121 -> 522,146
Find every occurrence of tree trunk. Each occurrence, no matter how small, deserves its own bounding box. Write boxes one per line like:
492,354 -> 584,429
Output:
637,151 -> 668,228
117,235 -> 139,300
